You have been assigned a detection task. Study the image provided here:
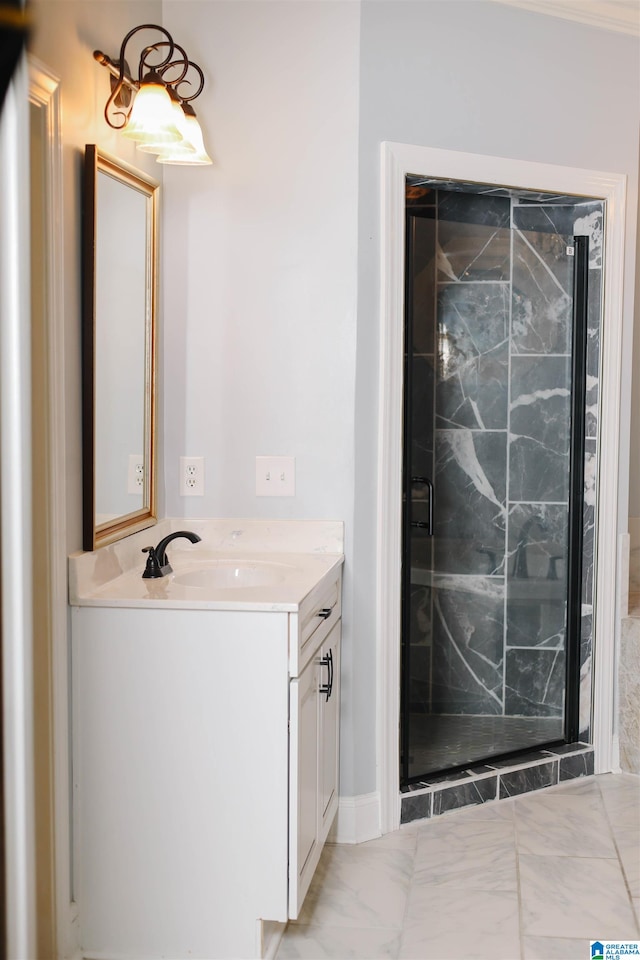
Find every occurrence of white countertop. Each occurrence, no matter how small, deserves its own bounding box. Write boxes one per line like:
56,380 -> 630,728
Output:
69,519 -> 344,612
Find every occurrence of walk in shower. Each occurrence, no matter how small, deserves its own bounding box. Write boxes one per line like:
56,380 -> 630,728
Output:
401,177 -> 602,785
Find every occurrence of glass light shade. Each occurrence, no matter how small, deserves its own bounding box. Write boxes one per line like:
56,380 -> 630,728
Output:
137,98 -> 195,155
122,80 -> 182,144
157,109 -> 212,165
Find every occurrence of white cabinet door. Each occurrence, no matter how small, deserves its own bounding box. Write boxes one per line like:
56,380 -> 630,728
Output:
288,651 -> 319,918
289,618 -> 341,918
319,623 -> 340,841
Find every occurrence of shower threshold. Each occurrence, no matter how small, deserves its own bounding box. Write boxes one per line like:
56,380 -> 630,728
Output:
400,738 -> 594,823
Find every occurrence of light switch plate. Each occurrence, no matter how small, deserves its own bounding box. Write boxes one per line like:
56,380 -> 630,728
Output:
256,456 -> 295,497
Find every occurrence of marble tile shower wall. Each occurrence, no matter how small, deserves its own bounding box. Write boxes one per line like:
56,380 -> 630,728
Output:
409,189 -> 603,739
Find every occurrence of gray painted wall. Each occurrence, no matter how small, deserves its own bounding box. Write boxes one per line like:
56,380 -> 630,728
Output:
31,0 -> 639,802
353,0 -> 639,795
160,0 -> 362,795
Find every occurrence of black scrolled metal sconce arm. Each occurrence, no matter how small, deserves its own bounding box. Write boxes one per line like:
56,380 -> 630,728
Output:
164,55 -> 206,105
93,23 -> 205,130
143,39 -> 206,104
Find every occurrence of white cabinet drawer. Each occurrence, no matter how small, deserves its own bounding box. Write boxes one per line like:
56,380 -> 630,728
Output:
289,572 -> 342,676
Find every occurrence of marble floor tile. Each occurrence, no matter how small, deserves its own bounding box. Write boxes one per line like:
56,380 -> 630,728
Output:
293,841 -> 413,930
277,776 -> 639,960
595,772 -> 640,794
276,924 -> 401,959
397,820 -> 421,838
613,823 -> 640,897
440,795 -> 516,822
356,829 -> 419,856
597,774 -> 640,831
522,936 -> 591,959
399,886 -> 520,959
550,776 -> 602,798
519,853 -> 638,939
595,771 -> 640,797
514,793 -> 617,858
414,819 -> 517,890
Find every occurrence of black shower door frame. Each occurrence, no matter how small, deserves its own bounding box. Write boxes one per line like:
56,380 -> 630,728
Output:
400,200 -> 589,787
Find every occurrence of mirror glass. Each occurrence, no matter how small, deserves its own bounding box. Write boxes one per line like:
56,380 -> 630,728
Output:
82,145 -> 158,550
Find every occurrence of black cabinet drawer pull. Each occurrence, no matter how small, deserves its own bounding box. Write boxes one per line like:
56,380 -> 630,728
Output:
319,649 -> 333,701
318,607 -> 332,620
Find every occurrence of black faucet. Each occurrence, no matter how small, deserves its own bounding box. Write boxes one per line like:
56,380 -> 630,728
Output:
142,530 -> 202,578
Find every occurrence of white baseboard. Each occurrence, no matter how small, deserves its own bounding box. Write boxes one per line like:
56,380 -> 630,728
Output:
327,792 -> 381,844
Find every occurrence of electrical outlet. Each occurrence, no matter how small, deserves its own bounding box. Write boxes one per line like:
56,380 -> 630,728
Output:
256,456 -> 295,497
180,456 -> 205,496
127,454 -> 144,495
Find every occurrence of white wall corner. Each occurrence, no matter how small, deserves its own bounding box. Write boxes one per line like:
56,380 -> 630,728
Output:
328,793 -> 381,845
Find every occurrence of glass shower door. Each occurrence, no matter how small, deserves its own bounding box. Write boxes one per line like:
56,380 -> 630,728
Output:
401,185 -> 588,784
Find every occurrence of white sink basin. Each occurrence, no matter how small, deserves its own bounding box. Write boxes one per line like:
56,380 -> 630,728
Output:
172,559 -> 296,590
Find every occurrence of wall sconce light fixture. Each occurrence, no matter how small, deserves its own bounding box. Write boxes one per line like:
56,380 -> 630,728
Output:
94,24 -> 212,166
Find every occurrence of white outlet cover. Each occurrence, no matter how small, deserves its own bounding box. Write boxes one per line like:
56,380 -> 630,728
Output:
256,456 -> 295,497
180,456 -> 205,497
127,454 -> 144,495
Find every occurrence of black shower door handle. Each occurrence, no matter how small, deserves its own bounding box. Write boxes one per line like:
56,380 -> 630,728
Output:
410,476 -> 434,536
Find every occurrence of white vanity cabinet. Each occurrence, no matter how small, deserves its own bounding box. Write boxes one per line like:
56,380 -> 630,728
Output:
71,563 -> 342,960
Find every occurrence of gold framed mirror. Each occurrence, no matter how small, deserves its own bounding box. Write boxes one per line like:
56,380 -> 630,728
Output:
82,145 -> 158,551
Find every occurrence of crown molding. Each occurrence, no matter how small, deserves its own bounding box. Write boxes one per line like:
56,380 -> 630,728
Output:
491,0 -> 640,36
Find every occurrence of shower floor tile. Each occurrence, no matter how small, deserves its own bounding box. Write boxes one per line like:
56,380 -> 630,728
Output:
406,713 -> 563,777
